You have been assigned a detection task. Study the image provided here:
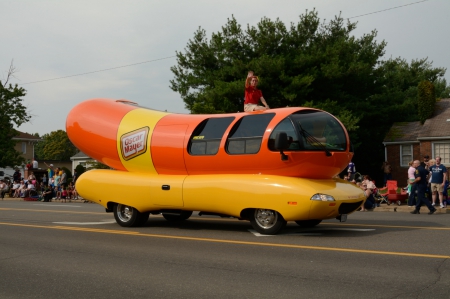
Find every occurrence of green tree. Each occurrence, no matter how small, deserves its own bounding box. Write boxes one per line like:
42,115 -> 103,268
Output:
0,62 -> 31,168
34,130 -> 78,161
171,11 -> 449,180
171,10 -> 386,117
417,80 -> 435,124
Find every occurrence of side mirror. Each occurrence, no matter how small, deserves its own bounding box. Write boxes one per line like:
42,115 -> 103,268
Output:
275,132 -> 288,161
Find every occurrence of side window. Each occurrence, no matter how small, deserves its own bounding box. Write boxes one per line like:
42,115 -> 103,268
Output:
268,118 -> 300,151
188,117 -> 234,155
226,114 -> 274,154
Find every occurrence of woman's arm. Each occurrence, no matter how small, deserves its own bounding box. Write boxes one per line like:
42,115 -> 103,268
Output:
260,96 -> 270,109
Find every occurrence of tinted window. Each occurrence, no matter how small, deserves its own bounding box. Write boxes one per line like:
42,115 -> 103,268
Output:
227,114 -> 274,154
292,110 -> 347,151
268,118 -> 300,150
189,117 -> 234,155
269,111 -> 347,152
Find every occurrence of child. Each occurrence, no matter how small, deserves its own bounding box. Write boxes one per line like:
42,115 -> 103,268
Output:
61,187 -> 68,203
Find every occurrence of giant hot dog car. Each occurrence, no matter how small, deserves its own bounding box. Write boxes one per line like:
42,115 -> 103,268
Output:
66,98 -> 365,234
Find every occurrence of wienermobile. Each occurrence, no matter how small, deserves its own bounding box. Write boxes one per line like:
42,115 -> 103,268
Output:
66,98 -> 365,235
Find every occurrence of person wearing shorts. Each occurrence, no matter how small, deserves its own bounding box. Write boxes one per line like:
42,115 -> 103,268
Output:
244,71 -> 269,112
429,156 -> 447,208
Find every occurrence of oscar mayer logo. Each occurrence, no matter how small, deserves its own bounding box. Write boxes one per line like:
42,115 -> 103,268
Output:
120,127 -> 149,161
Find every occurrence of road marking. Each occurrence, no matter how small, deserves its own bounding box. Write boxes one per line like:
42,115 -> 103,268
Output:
33,204 -> 81,208
53,221 -> 116,225
325,228 -> 375,232
0,208 -> 105,215
1,221 -> 449,259
250,232 -> 324,236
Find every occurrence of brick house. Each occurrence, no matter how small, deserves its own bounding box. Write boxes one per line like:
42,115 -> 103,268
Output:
383,98 -> 450,185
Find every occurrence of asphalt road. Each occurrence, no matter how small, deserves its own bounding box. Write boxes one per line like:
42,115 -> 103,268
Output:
1,200 -> 449,299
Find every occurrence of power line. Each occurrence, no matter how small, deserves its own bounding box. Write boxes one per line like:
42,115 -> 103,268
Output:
21,55 -> 176,85
347,0 -> 430,19
21,0 -> 430,85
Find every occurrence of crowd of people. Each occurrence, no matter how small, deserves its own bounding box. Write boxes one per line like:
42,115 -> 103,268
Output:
0,162 -> 83,203
341,155 -> 449,214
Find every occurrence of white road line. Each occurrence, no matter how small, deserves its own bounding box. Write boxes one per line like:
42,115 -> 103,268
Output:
53,221 -> 116,225
33,204 -> 81,208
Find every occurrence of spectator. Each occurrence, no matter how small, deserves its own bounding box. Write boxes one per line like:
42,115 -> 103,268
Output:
42,173 -> 47,187
32,158 -> 38,169
360,183 -> 376,211
44,162 -> 55,186
13,181 -> 26,198
407,160 -> 416,206
362,175 -> 376,191
347,161 -> 356,181
28,171 -> 36,185
0,179 -> 8,200
410,160 -> 436,215
429,156 -> 447,208
420,155 -> 430,170
72,170 -> 78,184
60,169 -> 67,188
42,186 -> 53,202
61,187 -> 69,203
13,169 -> 21,182
381,161 -> 392,187
11,180 -> 20,197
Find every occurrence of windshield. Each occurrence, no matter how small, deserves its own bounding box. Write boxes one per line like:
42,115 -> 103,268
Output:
268,110 -> 347,152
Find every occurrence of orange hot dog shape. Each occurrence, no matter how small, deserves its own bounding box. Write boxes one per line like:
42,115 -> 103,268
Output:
66,98 -> 363,235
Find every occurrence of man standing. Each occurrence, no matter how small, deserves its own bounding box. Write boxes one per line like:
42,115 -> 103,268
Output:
347,161 -> 356,181
32,158 -> 38,169
44,162 -> 55,186
60,169 -> 67,188
429,156 -> 447,208
411,160 -> 436,215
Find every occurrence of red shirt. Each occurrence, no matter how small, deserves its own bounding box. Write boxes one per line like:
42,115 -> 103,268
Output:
244,87 -> 263,104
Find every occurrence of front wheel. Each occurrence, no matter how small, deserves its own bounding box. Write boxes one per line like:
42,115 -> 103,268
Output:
162,211 -> 193,222
114,203 -> 149,227
250,209 -> 286,235
295,219 -> 322,228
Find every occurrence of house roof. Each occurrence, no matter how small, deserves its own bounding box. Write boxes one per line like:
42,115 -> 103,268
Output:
12,131 -> 42,141
70,151 -> 91,160
384,98 -> 450,143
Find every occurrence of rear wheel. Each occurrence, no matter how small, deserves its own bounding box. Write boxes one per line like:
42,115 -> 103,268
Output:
295,219 -> 322,228
250,209 -> 286,235
162,211 -> 193,222
113,203 -> 148,227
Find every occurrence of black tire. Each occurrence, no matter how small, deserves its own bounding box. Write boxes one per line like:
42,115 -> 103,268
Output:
162,211 -> 193,222
136,212 -> 150,226
295,219 -> 322,228
113,203 -> 147,227
250,209 -> 286,235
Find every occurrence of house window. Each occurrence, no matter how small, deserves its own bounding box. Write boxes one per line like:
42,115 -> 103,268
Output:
22,142 -> 27,154
400,144 -> 413,167
433,142 -> 450,165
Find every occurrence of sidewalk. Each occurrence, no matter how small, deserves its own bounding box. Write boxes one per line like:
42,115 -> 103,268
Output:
373,203 -> 449,213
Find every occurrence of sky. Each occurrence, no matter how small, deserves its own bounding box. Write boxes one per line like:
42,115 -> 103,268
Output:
1,0 -> 449,136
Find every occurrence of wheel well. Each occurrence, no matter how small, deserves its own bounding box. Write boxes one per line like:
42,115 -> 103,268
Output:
106,202 -> 115,212
240,208 -> 253,220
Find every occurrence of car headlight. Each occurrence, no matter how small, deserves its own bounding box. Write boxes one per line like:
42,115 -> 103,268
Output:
310,194 -> 335,201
